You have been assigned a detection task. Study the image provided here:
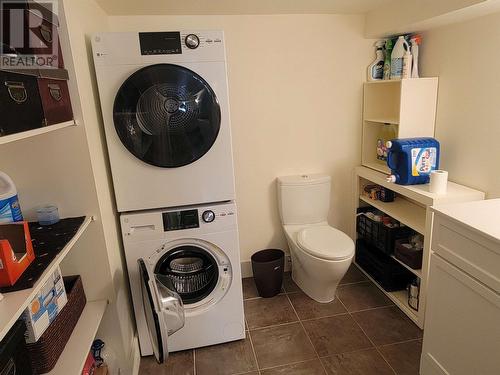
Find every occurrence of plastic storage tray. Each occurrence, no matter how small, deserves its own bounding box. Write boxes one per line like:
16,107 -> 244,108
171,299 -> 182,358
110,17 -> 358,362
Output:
356,208 -> 413,255
356,239 -> 414,292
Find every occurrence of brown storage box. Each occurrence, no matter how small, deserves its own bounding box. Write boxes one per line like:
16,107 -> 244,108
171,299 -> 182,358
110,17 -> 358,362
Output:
37,69 -> 73,125
26,275 -> 86,374
394,239 -> 423,269
0,70 -> 45,136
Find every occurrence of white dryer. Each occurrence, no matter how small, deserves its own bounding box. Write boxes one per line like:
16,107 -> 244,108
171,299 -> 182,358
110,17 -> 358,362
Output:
92,31 -> 235,212
121,202 -> 244,360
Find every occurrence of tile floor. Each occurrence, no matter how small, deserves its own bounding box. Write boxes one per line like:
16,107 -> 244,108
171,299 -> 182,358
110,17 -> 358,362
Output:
139,264 -> 423,375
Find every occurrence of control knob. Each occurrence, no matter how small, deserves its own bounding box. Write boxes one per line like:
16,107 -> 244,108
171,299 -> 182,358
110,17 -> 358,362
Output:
185,34 -> 200,49
202,210 -> 215,223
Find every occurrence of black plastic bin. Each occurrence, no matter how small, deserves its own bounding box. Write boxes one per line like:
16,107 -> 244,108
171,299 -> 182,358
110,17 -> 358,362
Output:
355,239 -> 414,292
251,249 -> 284,298
356,207 -> 414,255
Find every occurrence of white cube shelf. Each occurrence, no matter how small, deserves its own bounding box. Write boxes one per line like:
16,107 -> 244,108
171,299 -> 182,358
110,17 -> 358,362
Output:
362,78 -> 439,174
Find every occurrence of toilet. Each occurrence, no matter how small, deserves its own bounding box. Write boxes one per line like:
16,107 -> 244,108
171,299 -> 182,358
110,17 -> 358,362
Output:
277,173 -> 355,303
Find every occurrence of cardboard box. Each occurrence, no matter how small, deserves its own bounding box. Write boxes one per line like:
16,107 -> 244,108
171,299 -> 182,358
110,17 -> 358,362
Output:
0,221 -> 35,287
22,266 -> 67,343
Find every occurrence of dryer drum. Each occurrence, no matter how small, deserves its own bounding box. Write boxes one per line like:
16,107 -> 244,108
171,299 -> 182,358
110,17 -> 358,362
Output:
113,63 -> 221,168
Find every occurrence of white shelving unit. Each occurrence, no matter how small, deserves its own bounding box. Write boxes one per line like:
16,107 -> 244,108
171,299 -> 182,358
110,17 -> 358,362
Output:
353,166 -> 485,328
0,120 -> 77,145
47,300 -> 107,375
362,78 -> 438,174
0,216 -> 93,341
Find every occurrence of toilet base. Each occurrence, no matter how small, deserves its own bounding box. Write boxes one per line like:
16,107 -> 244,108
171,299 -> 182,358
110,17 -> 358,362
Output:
290,247 -> 353,303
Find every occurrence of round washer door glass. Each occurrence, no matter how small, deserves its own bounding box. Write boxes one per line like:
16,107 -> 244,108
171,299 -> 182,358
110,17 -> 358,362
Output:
155,245 -> 219,305
113,63 -> 221,168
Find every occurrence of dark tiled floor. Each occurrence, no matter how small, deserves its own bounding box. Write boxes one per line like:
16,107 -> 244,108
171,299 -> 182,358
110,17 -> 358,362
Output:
139,264 -> 423,375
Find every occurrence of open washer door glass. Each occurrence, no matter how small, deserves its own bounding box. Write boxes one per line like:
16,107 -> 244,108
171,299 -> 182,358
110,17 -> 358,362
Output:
113,63 -> 221,168
138,259 -> 185,363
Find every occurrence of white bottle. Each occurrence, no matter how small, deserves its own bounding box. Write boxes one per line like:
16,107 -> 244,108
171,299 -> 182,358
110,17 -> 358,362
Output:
402,50 -> 412,79
0,171 -> 23,223
410,36 -> 421,78
367,40 -> 385,81
390,36 -> 409,80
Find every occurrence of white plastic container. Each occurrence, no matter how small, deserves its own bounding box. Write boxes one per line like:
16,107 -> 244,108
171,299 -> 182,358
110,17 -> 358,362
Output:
390,36 -> 409,80
0,171 -> 23,223
367,40 -> 385,81
402,50 -> 413,79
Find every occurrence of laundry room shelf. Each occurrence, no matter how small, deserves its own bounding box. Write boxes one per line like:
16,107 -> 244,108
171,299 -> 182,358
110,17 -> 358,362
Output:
0,120 -> 76,145
391,255 -> 422,278
354,263 -> 419,324
47,300 -> 107,375
359,195 -> 426,234
0,216 -> 93,341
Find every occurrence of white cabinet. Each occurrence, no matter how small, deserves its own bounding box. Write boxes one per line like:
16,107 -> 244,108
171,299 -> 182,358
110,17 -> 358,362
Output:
362,78 -> 438,174
421,199 -> 500,375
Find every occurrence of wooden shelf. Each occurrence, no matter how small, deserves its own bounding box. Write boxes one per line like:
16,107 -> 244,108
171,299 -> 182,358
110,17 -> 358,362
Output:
364,117 -> 400,124
354,263 -> 420,326
0,120 -> 76,145
356,166 -> 485,206
0,216 -> 93,341
47,300 -> 107,375
359,195 -> 426,234
391,255 -> 422,278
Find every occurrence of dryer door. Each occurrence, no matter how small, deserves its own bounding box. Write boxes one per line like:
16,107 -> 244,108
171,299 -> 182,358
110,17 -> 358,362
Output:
113,63 -> 221,168
138,259 -> 184,363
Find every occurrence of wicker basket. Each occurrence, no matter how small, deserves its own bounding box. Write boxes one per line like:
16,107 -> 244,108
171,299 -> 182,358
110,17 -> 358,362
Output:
27,275 -> 86,374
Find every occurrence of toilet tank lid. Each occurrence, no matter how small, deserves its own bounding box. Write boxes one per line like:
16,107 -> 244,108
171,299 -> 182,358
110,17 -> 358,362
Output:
278,174 -> 331,186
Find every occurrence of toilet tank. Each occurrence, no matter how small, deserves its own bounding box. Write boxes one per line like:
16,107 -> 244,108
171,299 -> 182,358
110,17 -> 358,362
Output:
277,174 -> 331,225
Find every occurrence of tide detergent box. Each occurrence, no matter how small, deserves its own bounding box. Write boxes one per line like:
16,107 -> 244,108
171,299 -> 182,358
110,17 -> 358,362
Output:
22,266 -> 67,343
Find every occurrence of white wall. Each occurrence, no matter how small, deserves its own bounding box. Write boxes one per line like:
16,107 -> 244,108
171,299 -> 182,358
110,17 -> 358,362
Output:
108,14 -> 372,263
420,10 -> 500,198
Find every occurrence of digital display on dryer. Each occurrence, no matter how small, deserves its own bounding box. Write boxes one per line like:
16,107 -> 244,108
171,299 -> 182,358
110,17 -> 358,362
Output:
139,32 -> 182,55
163,209 -> 199,231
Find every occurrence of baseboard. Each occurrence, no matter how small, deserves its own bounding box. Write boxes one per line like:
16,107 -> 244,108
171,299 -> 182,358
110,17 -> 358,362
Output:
241,254 -> 292,278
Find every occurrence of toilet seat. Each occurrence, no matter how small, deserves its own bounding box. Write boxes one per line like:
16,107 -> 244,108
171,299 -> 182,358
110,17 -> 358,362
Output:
297,226 -> 354,261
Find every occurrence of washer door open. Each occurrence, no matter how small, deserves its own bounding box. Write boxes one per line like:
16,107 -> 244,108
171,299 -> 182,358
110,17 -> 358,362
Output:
113,63 -> 221,168
138,259 -> 185,363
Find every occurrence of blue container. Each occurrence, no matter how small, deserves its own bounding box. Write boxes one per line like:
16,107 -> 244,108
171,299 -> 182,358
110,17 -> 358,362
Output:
387,137 -> 440,185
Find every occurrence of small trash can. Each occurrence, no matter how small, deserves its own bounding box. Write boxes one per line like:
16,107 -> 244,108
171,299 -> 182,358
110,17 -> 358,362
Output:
251,249 -> 285,298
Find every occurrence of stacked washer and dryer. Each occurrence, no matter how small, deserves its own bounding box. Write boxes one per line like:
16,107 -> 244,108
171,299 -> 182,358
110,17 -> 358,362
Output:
91,31 -> 244,363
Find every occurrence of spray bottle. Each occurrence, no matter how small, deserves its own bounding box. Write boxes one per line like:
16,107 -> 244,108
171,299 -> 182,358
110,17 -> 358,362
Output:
367,40 -> 385,81
390,36 -> 410,80
410,35 -> 422,78
383,39 -> 393,80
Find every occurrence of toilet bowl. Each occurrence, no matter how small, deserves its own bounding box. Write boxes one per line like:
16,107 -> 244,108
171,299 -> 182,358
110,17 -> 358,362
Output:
277,174 -> 355,303
284,223 -> 354,302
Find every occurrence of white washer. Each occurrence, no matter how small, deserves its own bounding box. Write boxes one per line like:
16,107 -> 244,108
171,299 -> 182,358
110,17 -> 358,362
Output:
92,31 -> 235,212
121,202 -> 244,360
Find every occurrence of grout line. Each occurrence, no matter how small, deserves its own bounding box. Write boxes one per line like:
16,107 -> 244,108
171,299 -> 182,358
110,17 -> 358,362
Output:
285,293 -> 328,375
257,357 -> 324,372
193,348 -> 196,375
246,316 -> 261,373
343,298 -> 398,375
377,337 -> 423,348
345,304 -> 396,314
247,320 -> 301,332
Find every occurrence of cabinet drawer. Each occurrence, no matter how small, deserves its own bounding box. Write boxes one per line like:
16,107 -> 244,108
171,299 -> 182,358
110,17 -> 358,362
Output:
432,213 -> 500,293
